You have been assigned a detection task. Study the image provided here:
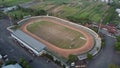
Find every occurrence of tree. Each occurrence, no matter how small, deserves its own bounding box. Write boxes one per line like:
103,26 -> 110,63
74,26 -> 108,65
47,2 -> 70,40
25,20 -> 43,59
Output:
114,42 -> 120,51
19,58 -> 32,68
116,36 -> 120,42
68,54 -> 77,63
87,53 -> 93,60
2,0 -> 4,2
34,9 -> 47,16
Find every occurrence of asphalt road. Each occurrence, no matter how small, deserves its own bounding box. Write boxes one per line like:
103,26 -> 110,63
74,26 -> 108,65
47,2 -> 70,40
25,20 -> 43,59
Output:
86,30 -> 120,68
0,18 -> 61,68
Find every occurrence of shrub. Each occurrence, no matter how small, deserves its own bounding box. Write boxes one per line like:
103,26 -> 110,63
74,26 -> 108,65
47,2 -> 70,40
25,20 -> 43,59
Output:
44,53 -> 53,60
55,60 -> 61,66
116,36 -> 120,42
87,53 -> 93,60
68,54 -> 77,63
19,58 -> 32,68
5,60 -> 17,65
114,42 -> 120,51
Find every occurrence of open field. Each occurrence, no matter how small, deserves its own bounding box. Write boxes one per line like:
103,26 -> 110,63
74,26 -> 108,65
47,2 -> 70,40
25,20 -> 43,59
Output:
27,21 -> 86,49
30,0 -> 109,23
0,0 -> 30,6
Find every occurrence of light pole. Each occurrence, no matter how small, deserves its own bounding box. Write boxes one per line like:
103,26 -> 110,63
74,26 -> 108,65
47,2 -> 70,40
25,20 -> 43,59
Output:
98,19 -> 102,33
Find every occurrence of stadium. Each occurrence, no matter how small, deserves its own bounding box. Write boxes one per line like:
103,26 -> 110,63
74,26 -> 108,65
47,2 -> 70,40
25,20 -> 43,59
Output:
7,16 -> 101,62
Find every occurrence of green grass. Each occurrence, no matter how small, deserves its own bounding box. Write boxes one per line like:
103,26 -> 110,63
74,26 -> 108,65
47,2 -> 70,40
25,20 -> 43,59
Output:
0,0 -> 30,6
27,21 -> 86,49
74,3 -> 108,22
30,0 -> 109,23
57,5 -> 79,17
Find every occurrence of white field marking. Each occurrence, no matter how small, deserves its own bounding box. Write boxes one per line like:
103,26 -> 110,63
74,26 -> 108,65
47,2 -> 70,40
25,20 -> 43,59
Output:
80,37 -> 86,40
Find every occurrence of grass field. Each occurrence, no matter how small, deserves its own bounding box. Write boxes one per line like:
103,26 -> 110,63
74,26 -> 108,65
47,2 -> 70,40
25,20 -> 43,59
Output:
30,0 -> 109,23
0,0 -> 30,6
27,21 -> 86,49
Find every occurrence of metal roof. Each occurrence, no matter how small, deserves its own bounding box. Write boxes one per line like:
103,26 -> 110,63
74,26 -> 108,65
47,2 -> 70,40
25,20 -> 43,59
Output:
13,30 -> 46,52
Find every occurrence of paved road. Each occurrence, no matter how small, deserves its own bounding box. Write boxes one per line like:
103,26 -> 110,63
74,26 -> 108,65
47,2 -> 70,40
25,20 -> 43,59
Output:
86,30 -> 120,68
19,0 -> 40,8
0,18 -> 61,68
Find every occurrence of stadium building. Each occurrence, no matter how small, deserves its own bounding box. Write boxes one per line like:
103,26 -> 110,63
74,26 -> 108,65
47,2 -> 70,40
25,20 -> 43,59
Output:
7,16 -> 101,67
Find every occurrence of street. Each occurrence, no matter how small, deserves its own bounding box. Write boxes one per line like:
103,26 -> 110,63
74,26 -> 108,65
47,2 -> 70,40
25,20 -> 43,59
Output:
0,18 -> 61,68
86,30 -> 120,68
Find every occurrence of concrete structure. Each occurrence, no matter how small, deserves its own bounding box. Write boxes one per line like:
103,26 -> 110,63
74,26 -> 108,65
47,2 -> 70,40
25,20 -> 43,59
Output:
1,6 -> 17,13
2,63 -> 22,68
10,30 -> 46,56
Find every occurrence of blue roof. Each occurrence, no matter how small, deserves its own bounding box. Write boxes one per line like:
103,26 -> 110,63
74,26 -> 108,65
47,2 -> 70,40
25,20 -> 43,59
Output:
13,30 -> 46,52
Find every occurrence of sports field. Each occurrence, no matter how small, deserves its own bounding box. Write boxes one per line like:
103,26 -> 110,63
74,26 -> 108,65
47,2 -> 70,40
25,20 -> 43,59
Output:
20,16 -> 94,57
27,21 -> 86,49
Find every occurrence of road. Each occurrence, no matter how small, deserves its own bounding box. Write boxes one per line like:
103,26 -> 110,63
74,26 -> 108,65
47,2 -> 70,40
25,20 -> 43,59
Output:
0,17 -> 61,68
87,30 -> 120,68
19,0 -> 40,8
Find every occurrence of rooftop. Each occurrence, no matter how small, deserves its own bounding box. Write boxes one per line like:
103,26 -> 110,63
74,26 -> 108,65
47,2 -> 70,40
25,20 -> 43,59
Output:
12,30 -> 46,52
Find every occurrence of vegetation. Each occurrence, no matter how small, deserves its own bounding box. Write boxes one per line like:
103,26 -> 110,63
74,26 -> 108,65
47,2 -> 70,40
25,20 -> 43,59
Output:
68,54 -> 77,63
102,7 -> 115,24
43,53 -> 53,61
27,21 -> 86,49
0,11 -> 6,19
103,0 -> 120,25
55,60 -> 61,66
115,42 -> 120,51
101,37 -> 105,47
108,64 -> 120,68
19,58 -> 32,68
87,53 -> 93,60
116,36 -> 120,42
114,36 -> 120,51
5,60 -> 17,65
30,0 -> 109,23
67,16 -> 91,25
0,0 -> 30,6
8,7 -> 47,21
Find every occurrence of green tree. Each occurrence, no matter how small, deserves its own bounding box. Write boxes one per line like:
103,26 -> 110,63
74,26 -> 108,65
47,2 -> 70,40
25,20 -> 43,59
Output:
68,54 -> 77,63
87,53 -> 93,60
114,42 -> 120,51
116,36 -> 120,42
34,9 -> 47,16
